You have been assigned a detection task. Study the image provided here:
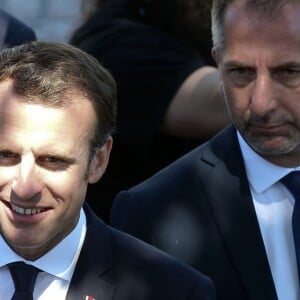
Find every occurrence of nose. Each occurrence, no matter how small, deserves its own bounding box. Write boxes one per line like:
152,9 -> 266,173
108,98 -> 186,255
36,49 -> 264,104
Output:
11,156 -> 42,201
250,73 -> 279,116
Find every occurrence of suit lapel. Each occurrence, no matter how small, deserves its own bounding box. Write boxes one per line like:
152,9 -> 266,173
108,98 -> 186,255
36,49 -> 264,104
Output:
202,126 -> 278,299
66,205 -> 115,300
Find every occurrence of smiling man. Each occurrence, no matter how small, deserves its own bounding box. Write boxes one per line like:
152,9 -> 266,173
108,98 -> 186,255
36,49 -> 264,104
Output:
0,42 -> 215,299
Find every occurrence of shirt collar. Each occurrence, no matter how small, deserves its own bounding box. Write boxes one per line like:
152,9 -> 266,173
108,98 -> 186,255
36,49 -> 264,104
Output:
0,208 -> 87,282
237,131 -> 300,193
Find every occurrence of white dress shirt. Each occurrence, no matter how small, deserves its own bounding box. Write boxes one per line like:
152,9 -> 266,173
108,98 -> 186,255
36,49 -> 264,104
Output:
0,208 -> 87,299
238,131 -> 300,300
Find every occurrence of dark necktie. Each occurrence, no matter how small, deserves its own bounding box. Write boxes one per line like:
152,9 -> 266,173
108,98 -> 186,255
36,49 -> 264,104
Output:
8,262 -> 40,300
281,171 -> 300,280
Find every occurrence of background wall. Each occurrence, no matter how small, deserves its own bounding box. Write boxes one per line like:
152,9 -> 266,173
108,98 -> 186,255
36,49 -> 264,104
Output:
0,0 -> 86,42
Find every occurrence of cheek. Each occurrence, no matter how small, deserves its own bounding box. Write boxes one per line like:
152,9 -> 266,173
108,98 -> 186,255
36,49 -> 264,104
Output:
0,167 -> 17,182
45,170 -> 88,199
223,85 -> 250,113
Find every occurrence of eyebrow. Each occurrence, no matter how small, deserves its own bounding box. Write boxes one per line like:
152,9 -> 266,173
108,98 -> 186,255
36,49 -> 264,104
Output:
0,143 -> 76,163
222,61 -> 253,69
222,60 -> 300,70
36,148 -> 77,163
271,62 -> 300,70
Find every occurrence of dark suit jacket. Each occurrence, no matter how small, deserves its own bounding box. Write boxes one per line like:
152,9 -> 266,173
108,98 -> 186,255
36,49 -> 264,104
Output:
0,9 -> 36,50
110,125 -> 278,300
65,205 -> 215,300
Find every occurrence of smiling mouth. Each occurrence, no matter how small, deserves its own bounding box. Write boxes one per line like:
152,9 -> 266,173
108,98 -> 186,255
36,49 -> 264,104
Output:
10,204 -> 46,216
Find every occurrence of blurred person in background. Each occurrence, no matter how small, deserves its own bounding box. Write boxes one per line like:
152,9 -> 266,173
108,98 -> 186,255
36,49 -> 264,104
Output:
71,0 -> 230,222
0,8 -> 36,50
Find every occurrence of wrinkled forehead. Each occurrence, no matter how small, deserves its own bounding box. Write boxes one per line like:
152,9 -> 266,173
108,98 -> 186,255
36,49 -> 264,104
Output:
224,0 -> 300,22
223,1 -> 300,40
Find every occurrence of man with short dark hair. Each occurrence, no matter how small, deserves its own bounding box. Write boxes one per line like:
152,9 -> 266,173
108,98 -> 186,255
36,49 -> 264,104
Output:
0,41 -> 215,299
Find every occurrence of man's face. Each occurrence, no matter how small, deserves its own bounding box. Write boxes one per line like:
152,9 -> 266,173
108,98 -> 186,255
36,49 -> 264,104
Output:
214,1 -> 300,166
0,80 -> 112,260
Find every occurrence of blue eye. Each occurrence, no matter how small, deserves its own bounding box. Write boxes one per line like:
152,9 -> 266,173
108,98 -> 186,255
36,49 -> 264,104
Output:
37,156 -> 70,171
0,151 -> 14,158
0,151 -> 19,166
44,156 -> 59,163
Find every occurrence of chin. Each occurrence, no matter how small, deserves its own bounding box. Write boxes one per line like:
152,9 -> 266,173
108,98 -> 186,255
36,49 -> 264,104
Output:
250,139 -> 298,156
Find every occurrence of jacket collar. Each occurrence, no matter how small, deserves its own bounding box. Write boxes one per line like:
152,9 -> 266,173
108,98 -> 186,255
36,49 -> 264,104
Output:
66,204 -> 115,300
202,125 -> 278,299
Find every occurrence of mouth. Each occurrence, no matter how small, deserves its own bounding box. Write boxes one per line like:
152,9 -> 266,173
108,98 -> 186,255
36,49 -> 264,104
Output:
11,204 -> 46,216
250,123 -> 283,129
249,123 -> 288,134
1,200 -> 48,216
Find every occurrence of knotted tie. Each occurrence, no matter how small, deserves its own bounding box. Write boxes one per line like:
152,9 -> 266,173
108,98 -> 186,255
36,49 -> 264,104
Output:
281,171 -> 300,280
8,262 -> 40,300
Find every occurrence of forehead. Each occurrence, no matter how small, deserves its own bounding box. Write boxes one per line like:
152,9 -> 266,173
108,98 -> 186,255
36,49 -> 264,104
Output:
224,1 -> 300,36
0,80 -> 97,146
220,1 -> 300,62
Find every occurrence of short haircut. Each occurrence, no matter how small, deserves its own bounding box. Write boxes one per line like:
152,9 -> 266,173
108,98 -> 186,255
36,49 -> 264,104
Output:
0,41 -> 117,150
212,0 -> 289,49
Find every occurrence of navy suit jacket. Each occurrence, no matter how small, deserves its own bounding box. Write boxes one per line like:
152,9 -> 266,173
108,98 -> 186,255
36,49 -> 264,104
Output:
0,9 -> 36,50
65,205 -> 215,300
110,125 -> 278,300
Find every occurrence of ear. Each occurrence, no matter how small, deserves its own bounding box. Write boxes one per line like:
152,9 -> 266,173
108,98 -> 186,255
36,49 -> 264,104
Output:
211,47 -> 224,90
87,136 -> 113,184
212,47 -> 219,66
